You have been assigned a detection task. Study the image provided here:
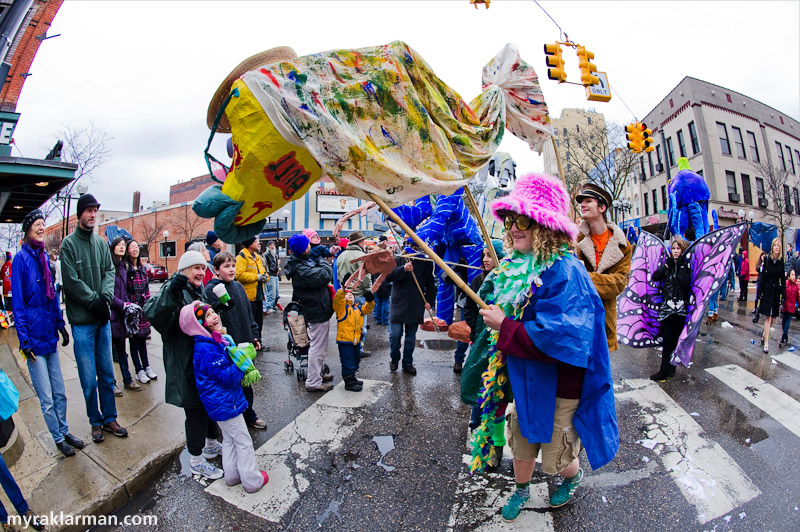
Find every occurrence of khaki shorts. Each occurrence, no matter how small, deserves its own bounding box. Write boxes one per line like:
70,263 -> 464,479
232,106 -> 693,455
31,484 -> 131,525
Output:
507,397 -> 581,475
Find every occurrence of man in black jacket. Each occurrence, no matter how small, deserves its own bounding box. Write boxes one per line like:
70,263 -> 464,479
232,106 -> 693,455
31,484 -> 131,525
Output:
284,234 -> 335,392
263,240 -> 281,314
385,239 -> 436,375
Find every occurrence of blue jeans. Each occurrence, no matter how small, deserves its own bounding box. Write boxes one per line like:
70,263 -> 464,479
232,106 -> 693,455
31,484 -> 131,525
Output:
708,292 -> 718,315
0,453 -> 29,524
264,276 -> 279,310
389,322 -> 418,366
71,322 -> 118,426
454,307 -> 468,363
374,296 -> 390,324
781,311 -> 793,342
719,279 -> 728,300
338,342 -> 362,376
26,352 -> 70,444
113,337 -> 133,385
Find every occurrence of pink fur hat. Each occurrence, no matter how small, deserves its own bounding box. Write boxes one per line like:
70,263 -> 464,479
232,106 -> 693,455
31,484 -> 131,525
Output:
490,173 -> 578,241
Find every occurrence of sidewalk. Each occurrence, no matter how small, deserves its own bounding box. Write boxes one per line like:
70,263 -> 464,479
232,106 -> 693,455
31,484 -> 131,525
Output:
0,326 -> 185,532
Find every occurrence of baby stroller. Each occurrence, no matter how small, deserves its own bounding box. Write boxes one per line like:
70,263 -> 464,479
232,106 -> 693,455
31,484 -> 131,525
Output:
282,302 -> 330,382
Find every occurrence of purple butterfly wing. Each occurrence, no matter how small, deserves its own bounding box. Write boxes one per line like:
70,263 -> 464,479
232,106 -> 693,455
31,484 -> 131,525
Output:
617,231 -> 668,348
672,223 -> 746,366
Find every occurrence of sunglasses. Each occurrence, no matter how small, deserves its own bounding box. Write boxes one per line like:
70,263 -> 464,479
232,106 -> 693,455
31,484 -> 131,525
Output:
502,212 -> 532,231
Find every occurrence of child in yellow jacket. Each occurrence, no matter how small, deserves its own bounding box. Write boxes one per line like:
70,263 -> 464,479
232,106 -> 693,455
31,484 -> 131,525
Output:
333,282 -> 375,392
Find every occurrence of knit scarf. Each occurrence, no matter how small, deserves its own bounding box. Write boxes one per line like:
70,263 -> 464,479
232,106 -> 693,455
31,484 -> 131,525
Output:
469,244 -> 569,474
29,240 -> 55,300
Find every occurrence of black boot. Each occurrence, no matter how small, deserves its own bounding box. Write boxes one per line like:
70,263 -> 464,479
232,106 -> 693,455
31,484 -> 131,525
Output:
666,365 -> 676,378
650,370 -> 671,381
353,374 -> 364,386
343,374 -> 363,392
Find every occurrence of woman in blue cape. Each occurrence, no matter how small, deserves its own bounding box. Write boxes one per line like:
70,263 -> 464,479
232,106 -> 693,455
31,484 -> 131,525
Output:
478,173 -> 618,521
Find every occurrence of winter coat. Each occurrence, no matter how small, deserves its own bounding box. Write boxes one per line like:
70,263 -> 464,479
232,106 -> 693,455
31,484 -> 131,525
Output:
505,253 -> 618,471
109,260 -> 129,340
759,256 -> 786,309
652,256 -> 692,320
264,251 -> 280,276
11,243 -> 65,355
144,274 -> 205,408
333,289 -> 375,344
204,278 -> 259,345
60,225 -> 115,326
284,252 -> 334,323
235,249 -> 267,302
1,259 -> 11,297
575,221 -> 632,351
386,255 -> 436,325
740,251 -> 750,280
782,279 -> 799,314
336,244 -> 371,297
126,264 -> 152,337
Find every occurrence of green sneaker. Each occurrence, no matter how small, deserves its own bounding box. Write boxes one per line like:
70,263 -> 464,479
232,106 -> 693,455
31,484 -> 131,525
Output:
501,489 -> 530,522
549,468 -> 583,508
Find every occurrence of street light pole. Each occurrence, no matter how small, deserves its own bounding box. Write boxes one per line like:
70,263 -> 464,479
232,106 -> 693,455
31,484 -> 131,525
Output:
163,230 -> 170,275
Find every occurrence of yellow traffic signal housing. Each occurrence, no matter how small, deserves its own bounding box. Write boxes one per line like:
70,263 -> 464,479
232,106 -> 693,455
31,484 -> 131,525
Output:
544,43 -> 567,83
576,45 -> 599,86
641,124 -> 655,152
626,122 -> 643,153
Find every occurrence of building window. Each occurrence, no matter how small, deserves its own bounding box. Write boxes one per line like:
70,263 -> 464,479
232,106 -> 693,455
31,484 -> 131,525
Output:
741,174 -> 752,205
787,146 -> 795,175
747,131 -> 760,162
565,138 -> 570,147
160,241 -> 177,259
567,163 -> 571,172
647,151 -> 654,177
794,188 -> 800,215
776,142 -> 786,170
717,122 -> 731,155
661,185 -> 667,209
566,151 -> 570,160
576,125 -> 580,133
640,156 -> 646,179
732,126 -> 746,159
726,171 -> 738,198
635,195 -> 640,216
555,139 -> 559,147
587,117 -> 592,125
796,150 -> 800,173
656,145 -> 663,166
140,244 -> 150,258
644,193 -> 649,216
756,177 -> 766,201
577,140 -> 582,148
785,185 -> 793,213
652,190 -> 658,212
676,129 -> 687,158
688,121 -> 700,154
563,127 -> 567,136
666,137 -> 676,167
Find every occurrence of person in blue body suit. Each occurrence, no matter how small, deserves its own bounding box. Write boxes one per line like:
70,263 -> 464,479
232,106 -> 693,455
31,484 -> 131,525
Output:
478,173 -> 618,520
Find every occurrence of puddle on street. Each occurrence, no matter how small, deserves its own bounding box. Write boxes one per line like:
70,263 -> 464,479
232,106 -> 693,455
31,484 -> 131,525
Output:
708,397 -> 769,445
372,435 -> 396,472
416,339 -> 457,351
316,499 -> 342,526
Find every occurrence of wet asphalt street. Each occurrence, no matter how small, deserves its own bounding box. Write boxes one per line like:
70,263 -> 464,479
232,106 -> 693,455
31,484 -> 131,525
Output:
92,285 -> 800,532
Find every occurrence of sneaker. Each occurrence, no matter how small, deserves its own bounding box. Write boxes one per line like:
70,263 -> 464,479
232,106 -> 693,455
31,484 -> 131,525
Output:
190,458 -> 224,480
501,489 -> 530,522
91,425 -> 104,443
124,381 -> 142,391
247,418 -> 268,430
202,441 -> 223,459
389,360 -> 399,372
549,468 -> 584,508
136,370 -> 150,384
305,382 -> 333,392
402,364 -> 417,375
453,361 -> 463,373
113,384 -> 123,397
102,421 -> 128,437
145,366 -> 158,379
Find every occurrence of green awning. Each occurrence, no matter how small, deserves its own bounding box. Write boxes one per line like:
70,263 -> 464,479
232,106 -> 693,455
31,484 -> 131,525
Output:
0,155 -> 77,223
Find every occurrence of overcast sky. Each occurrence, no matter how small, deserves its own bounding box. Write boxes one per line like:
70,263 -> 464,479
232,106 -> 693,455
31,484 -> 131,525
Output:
11,0 -> 800,217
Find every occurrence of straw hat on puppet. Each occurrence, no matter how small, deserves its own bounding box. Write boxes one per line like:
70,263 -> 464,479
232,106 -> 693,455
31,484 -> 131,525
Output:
206,46 -> 298,134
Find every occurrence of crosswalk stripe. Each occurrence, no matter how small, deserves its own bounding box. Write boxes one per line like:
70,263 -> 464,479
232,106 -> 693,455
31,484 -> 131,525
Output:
205,379 -> 391,522
771,352 -> 800,372
706,364 -> 800,438
617,379 -> 760,524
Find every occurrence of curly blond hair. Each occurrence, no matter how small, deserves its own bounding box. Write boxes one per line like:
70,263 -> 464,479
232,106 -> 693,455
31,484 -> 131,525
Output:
503,223 -> 573,258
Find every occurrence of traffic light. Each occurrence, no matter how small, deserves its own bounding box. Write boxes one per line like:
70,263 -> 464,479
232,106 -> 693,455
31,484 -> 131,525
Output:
626,122 -> 643,153
641,124 -> 654,152
544,43 -> 567,83
576,45 -> 599,86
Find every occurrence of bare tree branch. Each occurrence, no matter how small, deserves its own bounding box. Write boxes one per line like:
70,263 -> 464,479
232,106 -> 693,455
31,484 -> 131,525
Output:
173,205 -> 206,243
0,224 -> 23,253
139,218 -> 165,259
752,159 -> 798,247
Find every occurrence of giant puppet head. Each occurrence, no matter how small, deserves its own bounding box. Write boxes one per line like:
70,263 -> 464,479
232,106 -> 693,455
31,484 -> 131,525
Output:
668,157 -> 710,241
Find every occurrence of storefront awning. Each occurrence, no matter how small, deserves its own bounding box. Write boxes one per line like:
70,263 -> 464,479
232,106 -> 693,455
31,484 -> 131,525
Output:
0,155 -> 77,223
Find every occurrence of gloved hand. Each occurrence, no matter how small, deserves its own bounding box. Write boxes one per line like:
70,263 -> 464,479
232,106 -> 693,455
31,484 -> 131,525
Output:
257,274 -> 267,283
223,297 -> 236,310
88,297 -> 110,324
20,347 -> 35,361
169,274 -> 189,296
59,327 -> 70,347
363,290 -> 375,303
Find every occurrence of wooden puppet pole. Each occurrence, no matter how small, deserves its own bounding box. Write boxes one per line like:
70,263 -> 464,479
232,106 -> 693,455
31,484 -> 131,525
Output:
462,186 -> 500,267
367,191 -> 488,310
397,254 -> 483,270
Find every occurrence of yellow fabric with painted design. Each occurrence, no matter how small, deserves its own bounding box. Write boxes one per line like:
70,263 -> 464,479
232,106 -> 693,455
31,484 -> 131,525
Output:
222,80 -> 322,226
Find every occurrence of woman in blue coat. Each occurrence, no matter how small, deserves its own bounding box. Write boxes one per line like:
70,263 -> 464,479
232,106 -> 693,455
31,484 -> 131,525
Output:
12,210 -> 84,457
